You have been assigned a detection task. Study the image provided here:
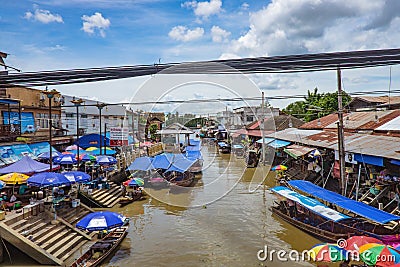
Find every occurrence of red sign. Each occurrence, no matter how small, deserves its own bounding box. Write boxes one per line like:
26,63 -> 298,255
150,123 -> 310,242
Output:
109,139 -> 129,146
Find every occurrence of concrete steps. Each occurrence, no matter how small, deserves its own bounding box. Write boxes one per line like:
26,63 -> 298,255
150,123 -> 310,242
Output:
85,182 -> 123,208
0,202 -> 95,265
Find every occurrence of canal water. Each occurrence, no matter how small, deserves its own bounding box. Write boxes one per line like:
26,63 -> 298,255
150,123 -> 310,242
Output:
4,144 -> 319,266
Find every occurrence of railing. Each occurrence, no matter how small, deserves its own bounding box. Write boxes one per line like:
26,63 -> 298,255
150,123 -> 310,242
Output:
0,124 -> 20,139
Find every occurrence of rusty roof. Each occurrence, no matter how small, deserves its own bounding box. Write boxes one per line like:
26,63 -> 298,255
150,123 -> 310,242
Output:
300,113 -> 341,130
350,96 -> 400,105
270,128 -> 400,160
324,110 -> 396,130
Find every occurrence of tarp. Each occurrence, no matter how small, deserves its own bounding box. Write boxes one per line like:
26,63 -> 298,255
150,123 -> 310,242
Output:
0,155 -> 55,174
126,156 -> 153,171
186,150 -> 202,160
167,158 -> 195,173
354,153 -> 384,167
185,142 -> 201,151
151,154 -> 173,169
268,140 -> 291,149
271,186 -> 350,222
288,180 -> 400,224
11,144 -> 34,158
284,144 -> 314,159
391,159 -> 400,166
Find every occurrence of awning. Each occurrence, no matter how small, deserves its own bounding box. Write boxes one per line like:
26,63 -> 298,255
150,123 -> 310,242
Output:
167,158 -> 195,173
268,139 -> 291,149
271,186 -> 350,222
186,150 -> 202,160
256,137 -> 275,144
151,153 -> 173,169
391,159 -> 400,166
126,156 -> 153,171
284,144 -> 314,159
354,153 -> 384,167
288,180 -> 400,224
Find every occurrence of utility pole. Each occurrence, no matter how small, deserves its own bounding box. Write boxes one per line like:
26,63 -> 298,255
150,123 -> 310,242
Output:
261,91 -> 266,166
337,67 -> 346,196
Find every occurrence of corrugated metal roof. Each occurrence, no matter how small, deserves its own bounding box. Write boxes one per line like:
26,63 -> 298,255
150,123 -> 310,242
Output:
271,128 -> 400,160
324,110 -> 395,130
300,113 -> 340,130
351,96 -> 400,105
284,144 -> 314,157
376,114 -> 400,131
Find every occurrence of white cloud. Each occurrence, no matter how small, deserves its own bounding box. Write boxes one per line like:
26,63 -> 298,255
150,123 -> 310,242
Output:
81,12 -> 111,37
24,7 -> 63,24
211,25 -> 230,43
169,26 -> 204,42
241,2 -> 249,10
182,0 -> 222,20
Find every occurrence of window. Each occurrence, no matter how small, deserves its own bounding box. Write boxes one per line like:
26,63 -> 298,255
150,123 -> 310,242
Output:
246,115 -> 254,122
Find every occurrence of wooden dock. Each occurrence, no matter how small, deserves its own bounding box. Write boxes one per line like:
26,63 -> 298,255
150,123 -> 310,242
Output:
0,202 -> 95,265
79,181 -> 122,208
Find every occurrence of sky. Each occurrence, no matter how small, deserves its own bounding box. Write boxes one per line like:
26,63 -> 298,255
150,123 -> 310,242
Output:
1,0 -> 400,113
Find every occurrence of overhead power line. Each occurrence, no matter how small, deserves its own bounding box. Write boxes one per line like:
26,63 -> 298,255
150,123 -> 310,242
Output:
1,47 -> 400,88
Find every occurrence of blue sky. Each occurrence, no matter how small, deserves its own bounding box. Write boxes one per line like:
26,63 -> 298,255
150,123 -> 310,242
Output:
1,0 -> 400,111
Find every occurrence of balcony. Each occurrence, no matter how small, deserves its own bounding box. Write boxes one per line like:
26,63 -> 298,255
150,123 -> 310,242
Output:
0,124 -> 21,142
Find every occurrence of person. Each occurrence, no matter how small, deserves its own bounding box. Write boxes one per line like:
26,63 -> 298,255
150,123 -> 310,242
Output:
287,199 -> 296,217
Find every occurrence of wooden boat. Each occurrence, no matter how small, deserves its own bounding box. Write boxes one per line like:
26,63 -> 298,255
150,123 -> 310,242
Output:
70,227 -> 128,267
246,150 -> 259,168
170,174 -> 194,187
118,192 -> 143,206
217,142 -> 231,154
271,185 -> 400,245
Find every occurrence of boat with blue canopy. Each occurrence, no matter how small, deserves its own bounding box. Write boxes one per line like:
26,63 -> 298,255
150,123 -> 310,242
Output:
280,180 -> 400,244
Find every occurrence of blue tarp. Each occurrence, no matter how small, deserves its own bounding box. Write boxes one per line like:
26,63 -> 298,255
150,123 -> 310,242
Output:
391,159 -> 400,166
354,153 -> 384,167
126,156 -> 153,171
167,158 -> 195,173
151,153 -> 174,169
0,155 -> 55,174
271,186 -> 350,222
186,150 -> 202,160
288,180 -> 400,224
268,140 -> 291,148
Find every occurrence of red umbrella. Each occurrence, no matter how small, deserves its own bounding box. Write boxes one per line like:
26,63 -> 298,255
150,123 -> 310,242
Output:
345,236 -> 384,251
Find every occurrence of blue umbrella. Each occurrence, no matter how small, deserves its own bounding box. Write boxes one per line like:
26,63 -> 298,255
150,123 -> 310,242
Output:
88,148 -> 116,156
27,172 -> 71,187
37,151 -> 62,160
53,154 -> 77,165
96,155 -> 117,165
76,211 -> 126,231
0,180 -> 5,189
62,171 -> 91,183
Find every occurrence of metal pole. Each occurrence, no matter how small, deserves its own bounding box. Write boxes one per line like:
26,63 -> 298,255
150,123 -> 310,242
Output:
99,106 -> 102,155
356,164 -> 362,201
337,67 -> 346,195
261,92 -> 265,166
76,105 -> 80,168
104,123 -> 107,155
49,97 -> 53,172
18,101 -> 22,135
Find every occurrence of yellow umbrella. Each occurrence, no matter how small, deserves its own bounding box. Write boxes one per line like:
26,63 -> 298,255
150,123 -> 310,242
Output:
0,172 -> 29,184
86,146 -> 113,151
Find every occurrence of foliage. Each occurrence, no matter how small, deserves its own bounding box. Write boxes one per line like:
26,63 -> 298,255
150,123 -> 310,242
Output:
148,124 -> 158,140
283,87 -> 351,122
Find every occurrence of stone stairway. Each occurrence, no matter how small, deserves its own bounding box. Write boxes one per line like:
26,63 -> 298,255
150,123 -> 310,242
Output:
0,202 -> 95,265
84,181 -> 122,208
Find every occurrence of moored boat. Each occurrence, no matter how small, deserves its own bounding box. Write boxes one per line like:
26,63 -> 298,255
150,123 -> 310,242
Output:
271,183 -> 400,245
70,227 -> 128,267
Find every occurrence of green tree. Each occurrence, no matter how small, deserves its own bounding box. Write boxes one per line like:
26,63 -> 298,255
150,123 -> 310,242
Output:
283,88 -> 351,122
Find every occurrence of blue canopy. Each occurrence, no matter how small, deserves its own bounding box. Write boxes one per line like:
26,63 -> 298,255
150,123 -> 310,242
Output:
186,150 -> 202,160
76,211 -> 126,231
27,172 -> 71,187
354,153 -> 384,167
218,142 -> 228,147
167,158 -> 195,173
53,154 -> 77,165
96,155 -> 117,165
0,155 -> 54,174
268,139 -> 291,148
151,154 -> 173,169
76,133 -> 109,149
126,156 -> 153,171
391,159 -> 400,166
87,148 -> 116,156
63,171 -> 91,183
288,180 -> 400,224
272,186 -> 350,222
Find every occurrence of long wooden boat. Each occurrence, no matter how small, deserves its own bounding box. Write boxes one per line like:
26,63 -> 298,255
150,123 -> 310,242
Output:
70,227 -> 128,267
119,192 -> 143,206
170,175 -> 194,187
271,185 -> 400,245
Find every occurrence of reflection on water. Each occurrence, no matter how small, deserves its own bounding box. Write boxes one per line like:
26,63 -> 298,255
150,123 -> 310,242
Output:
3,145 -> 317,266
